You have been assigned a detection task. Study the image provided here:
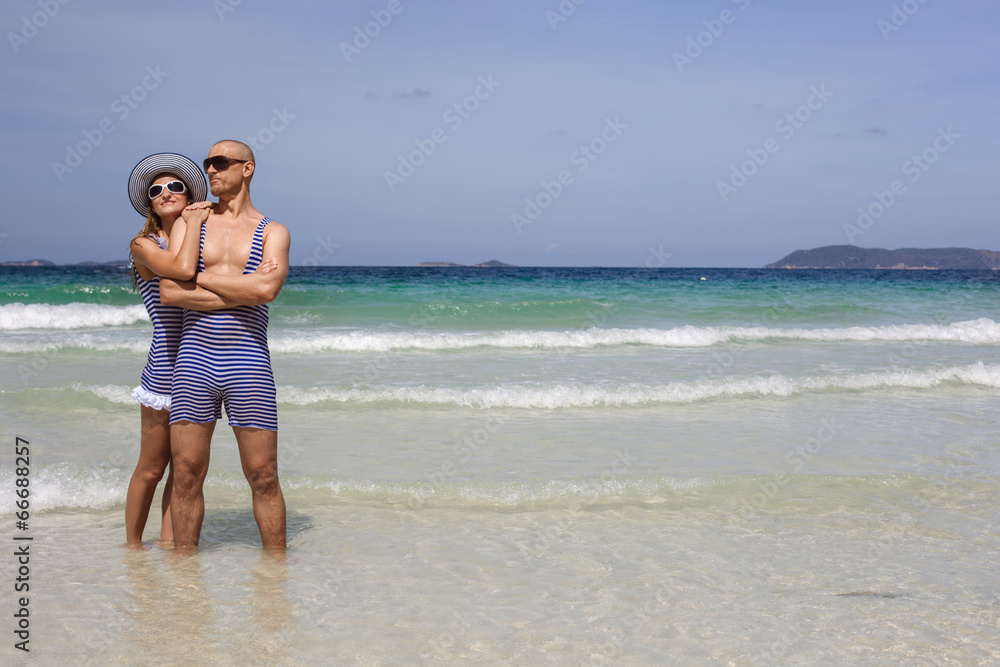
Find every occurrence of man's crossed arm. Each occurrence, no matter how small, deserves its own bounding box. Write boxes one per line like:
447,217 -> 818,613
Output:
160,223 -> 291,311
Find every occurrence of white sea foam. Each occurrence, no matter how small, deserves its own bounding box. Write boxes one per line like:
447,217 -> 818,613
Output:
3,318 -> 998,353
0,303 -> 148,330
274,361 -> 1000,408
4,467 -> 980,514
268,319 -> 1000,353
71,382 -> 137,404
49,362 -> 1000,408
0,463 -> 127,512
304,473 -> 963,509
0,335 -> 149,354
0,464 -> 955,514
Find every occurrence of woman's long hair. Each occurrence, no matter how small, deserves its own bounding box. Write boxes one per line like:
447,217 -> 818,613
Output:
134,209 -> 164,245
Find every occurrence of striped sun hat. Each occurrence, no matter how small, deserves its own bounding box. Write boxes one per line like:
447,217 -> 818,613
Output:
127,152 -> 208,217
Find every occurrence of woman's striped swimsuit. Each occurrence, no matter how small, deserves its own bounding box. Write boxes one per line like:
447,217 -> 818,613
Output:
132,235 -> 183,411
169,217 -> 278,431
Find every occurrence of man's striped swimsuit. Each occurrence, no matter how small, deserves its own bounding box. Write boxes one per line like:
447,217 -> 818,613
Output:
169,217 -> 278,431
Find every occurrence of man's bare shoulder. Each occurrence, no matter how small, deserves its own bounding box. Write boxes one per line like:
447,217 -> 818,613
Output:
262,220 -> 290,240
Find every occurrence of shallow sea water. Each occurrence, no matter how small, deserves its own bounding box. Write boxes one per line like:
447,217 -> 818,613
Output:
2,267 -> 1000,664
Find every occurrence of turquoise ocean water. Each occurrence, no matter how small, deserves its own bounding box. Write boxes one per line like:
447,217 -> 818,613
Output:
1,266 -> 999,664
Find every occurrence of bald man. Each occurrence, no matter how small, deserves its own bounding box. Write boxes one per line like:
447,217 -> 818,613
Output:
160,140 -> 291,550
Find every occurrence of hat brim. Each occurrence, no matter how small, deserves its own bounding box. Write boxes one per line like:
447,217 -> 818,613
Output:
128,153 -> 208,218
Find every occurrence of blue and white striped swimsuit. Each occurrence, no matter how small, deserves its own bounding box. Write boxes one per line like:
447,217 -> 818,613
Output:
132,234 -> 183,410
169,218 -> 278,431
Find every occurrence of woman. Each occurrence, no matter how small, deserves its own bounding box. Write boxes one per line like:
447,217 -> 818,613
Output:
125,153 -> 209,547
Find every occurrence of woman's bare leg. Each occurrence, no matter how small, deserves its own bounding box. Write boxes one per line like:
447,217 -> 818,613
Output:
125,404 -> 172,546
159,463 -> 175,546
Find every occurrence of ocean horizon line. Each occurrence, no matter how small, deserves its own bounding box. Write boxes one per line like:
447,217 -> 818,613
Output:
4,263 -> 1000,271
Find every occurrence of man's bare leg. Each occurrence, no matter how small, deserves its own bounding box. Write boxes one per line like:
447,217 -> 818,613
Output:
170,420 -> 215,549
233,426 -> 286,550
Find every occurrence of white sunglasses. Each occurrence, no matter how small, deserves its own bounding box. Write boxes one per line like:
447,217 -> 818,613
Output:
148,180 -> 187,199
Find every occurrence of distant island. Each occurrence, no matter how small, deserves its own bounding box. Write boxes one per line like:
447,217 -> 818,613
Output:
418,260 -> 516,268
765,246 -> 1000,270
1,259 -> 55,267
0,259 -> 128,268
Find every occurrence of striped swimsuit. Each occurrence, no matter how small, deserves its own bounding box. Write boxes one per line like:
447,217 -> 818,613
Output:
132,235 -> 183,411
169,217 -> 278,431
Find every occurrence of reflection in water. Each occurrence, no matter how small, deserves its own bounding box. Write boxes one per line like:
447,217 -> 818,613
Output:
122,549 -> 296,665
123,549 -> 221,664
245,553 -> 294,663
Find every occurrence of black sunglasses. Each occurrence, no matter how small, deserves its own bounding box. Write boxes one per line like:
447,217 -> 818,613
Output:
203,156 -> 248,172
148,180 -> 187,199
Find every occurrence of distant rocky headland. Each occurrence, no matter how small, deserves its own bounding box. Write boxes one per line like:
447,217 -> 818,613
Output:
766,246 -> 1000,270
0,259 -> 56,267
0,259 -> 129,268
418,260 -> 516,268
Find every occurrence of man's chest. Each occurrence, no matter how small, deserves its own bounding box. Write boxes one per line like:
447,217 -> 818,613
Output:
201,220 -> 259,274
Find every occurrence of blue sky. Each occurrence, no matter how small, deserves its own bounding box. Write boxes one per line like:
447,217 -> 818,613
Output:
1,0 -> 997,267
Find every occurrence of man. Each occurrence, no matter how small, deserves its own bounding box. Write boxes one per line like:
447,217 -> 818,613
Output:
160,140 -> 290,551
